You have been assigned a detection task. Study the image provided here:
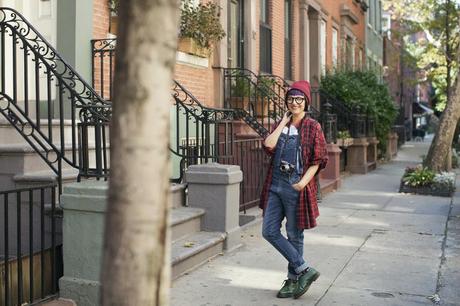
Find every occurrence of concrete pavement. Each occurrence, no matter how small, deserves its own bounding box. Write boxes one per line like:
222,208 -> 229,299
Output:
171,138 -> 460,306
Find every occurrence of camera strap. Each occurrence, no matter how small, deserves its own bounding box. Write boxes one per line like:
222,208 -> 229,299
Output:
279,123 -> 302,172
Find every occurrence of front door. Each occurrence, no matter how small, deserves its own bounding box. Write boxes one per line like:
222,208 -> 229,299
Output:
228,0 -> 244,68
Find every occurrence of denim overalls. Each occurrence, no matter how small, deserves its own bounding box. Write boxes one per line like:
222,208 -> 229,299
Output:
262,125 -> 309,280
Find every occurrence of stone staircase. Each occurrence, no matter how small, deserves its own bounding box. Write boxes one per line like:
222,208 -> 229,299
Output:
170,185 -> 226,279
0,118 -> 103,192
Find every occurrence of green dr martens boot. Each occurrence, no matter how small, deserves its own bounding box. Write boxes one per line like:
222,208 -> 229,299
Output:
293,267 -> 320,299
277,279 -> 297,298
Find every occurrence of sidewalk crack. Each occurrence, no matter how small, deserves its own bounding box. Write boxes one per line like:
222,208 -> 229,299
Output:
315,229 -> 374,305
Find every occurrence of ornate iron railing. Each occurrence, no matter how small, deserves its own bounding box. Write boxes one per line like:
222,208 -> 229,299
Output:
0,8 -> 111,193
223,68 -> 286,136
91,38 -> 116,101
171,80 -> 237,182
315,88 -> 366,139
1,184 -> 62,306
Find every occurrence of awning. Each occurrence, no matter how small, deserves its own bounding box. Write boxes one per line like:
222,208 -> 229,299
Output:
413,102 -> 434,117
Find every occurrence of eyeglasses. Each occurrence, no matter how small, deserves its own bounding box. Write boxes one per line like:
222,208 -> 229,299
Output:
286,96 -> 306,105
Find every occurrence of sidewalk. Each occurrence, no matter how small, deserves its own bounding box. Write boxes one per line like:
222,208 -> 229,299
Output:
171,138 -> 460,306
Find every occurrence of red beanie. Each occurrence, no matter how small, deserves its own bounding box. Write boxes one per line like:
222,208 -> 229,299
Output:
286,80 -> 311,105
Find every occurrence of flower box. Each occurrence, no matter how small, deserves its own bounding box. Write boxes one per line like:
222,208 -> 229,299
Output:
177,37 -> 209,58
399,166 -> 456,197
399,182 -> 454,197
336,138 -> 354,147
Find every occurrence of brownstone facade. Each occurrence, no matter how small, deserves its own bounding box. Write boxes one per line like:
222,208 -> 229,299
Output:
91,0 -> 371,108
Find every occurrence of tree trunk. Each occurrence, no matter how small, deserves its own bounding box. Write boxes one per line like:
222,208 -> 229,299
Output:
101,0 -> 179,305
425,72 -> 460,172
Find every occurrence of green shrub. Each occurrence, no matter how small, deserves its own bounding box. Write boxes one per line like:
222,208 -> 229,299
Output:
320,69 -> 398,153
180,0 -> 226,49
402,166 -> 435,187
337,130 -> 351,139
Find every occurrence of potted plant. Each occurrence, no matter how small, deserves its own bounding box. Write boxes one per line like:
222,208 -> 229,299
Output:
336,130 -> 353,147
108,0 -> 119,35
228,73 -> 251,110
178,0 -> 226,58
255,76 -> 278,116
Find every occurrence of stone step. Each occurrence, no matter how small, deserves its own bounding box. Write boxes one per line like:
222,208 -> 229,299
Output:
0,143 -> 106,176
171,183 -> 186,209
171,207 -> 205,242
0,118 -> 104,145
171,231 -> 225,279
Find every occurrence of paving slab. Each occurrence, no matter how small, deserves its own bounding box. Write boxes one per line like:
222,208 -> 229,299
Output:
340,210 -> 447,235
361,230 -> 443,258
316,286 -> 433,306
333,250 -> 439,297
321,191 -> 393,210
383,194 -> 451,216
439,257 -> 460,306
315,206 -> 357,227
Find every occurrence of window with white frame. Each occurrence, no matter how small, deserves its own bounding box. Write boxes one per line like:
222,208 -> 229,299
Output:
320,19 -> 327,74
332,28 -> 338,67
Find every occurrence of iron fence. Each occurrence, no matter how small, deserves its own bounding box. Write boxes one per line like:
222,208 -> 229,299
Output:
1,184 -> 62,306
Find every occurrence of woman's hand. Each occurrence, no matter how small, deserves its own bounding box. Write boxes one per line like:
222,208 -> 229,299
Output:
292,180 -> 306,192
281,111 -> 292,125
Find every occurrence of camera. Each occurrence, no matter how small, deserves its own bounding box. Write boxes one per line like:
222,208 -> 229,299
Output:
280,160 -> 295,174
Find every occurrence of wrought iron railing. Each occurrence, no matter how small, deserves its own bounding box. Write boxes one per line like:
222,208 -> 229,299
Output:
171,80 -> 237,182
366,115 -> 376,137
0,8 -> 111,193
314,88 -> 366,139
223,68 -> 286,136
1,184 -> 62,306
91,39 -> 116,101
218,138 -> 269,211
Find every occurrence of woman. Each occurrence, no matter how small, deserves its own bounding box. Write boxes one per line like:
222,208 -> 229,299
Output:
260,80 -> 328,299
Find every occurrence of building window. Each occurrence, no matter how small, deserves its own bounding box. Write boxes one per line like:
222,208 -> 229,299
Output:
260,0 -> 272,73
320,19 -> 327,74
332,28 -> 338,67
378,0 -> 382,33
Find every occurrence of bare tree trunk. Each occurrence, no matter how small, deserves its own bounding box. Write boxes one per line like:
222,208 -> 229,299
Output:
101,0 -> 179,305
425,72 -> 460,171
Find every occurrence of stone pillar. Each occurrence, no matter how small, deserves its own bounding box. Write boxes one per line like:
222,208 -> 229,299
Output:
59,181 -> 108,306
367,137 -> 379,171
385,132 -> 398,160
346,138 -> 369,174
299,0 -> 310,81
308,9 -> 321,87
244,0 -> 257,72
185,163 -> 243,251
322,143 -> 342,190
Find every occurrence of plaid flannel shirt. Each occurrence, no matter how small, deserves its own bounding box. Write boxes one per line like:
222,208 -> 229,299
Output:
259,116 -> 328,229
